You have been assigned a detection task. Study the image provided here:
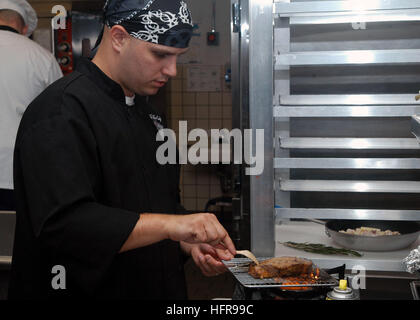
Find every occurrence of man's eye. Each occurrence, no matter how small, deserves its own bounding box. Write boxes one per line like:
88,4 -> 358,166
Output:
154,52 -> 167,58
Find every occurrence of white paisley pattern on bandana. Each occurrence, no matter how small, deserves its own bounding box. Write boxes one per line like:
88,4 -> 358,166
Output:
179,1 -> 192,25
129,1 -> 192,44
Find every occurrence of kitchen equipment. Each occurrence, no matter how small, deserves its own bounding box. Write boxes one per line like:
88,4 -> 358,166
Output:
224,257 -> 338,289
54,11 -> 102,75
311,219 -> 420,251
236,250 -> 259,265
231,0 -> 420,274
410,281 -> 420,300
232,263 -> 345,300
326,279 -> 359,300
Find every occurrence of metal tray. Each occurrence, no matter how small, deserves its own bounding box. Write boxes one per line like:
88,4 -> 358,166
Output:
223,257 -> 338,289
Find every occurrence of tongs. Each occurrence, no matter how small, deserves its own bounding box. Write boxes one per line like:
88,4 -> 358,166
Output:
236,250 -> 260,265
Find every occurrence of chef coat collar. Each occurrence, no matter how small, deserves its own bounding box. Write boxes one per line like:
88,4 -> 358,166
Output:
76,58 -> 128,105
0,25 -> 20,34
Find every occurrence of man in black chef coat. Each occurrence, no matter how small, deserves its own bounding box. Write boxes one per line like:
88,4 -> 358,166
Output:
8,0 -> 236,299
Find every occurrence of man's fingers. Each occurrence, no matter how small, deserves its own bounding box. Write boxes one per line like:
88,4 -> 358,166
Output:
173,214 -> 237,256
204,219 -> 221,244
221,233 -> 236,257
199,254 -> 227,276
214,245 -> 234,260
204,255 -> 228,274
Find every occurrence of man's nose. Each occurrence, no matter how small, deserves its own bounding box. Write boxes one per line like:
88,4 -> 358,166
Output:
162,56 -> 177,78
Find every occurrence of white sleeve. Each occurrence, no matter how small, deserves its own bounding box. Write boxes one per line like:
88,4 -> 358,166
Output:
46,57 -> 63,85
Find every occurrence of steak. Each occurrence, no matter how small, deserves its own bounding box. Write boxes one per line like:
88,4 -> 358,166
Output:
248,256 -> 313,279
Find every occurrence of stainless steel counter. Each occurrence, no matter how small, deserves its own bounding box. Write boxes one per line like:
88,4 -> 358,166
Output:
275,221 -> 420,272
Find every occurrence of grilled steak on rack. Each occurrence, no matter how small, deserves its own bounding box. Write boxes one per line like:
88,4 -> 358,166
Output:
248,256 -> 313,279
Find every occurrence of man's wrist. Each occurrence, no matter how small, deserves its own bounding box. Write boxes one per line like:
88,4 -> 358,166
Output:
180,241 -> 193,256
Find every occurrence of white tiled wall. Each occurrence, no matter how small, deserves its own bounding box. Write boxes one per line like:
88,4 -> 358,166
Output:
165,64 -> 232,211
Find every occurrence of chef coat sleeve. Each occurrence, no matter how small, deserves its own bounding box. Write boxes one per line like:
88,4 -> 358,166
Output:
16,112 -> 140,294
47,58 -> 63,84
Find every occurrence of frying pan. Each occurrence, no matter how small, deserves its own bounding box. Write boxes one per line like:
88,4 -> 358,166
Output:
311,219 -> 420,252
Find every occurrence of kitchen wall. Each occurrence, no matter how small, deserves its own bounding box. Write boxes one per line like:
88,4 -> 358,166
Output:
164,65 -> 232,211
164,0 -> 233,212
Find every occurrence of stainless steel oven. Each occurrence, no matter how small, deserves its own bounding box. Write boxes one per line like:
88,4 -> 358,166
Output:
54,11 -> 102,75
230,0 -> 420,282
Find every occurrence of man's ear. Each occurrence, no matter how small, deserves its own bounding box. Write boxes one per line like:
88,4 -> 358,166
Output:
109,25 -> 130,53
21,25 -> 28,36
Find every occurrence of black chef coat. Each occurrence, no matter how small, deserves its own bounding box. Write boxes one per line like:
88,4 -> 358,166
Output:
8,58 -> 187,299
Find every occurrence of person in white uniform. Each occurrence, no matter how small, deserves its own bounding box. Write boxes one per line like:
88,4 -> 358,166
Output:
0,0 -> 63,210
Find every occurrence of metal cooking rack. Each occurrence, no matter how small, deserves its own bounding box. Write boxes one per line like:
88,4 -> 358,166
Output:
223,258 -> 339,288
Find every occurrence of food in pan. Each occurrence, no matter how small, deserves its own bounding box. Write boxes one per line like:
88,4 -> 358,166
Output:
248,256 -> 313,279
339,226 -> 401,236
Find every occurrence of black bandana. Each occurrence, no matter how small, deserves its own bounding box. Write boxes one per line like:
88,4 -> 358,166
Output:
103,0 -> 193,48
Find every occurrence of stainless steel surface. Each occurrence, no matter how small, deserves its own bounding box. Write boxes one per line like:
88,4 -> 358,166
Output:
274,158 -> 420,169
234,0 -> 420,272
280,179 -> 420,193
275,208 -> 420,221
223,257 -> 338,288
274,0 -> 420,15
412,115 -> 420,142
248,0 -> 274,257
287,10 -> 420,25
275,221 -> 420,272
274,4 -> 292,231
0,256 -> 11,266
279,138 -> 420,150
276,49 -> 420,67
231,0 -> 251,250
410,281 -> 420,299
232,2 -> 241,33
71,12 -> 102,67
274,106 -> 420,117
279,94 -> 420,105
0,211 -> 15,266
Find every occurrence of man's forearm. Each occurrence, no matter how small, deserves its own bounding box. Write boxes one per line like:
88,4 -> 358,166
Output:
119,213 -> 170,253
119,212 -> 236,256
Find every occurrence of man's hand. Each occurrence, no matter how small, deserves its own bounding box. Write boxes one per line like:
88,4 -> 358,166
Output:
165,213 -> 236,257
120,212 -> 236,256
182,242 -> 234,277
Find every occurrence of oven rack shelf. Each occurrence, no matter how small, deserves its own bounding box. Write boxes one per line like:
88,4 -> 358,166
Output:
275,158 -> 420,169
283,9 -> 420,25
276,49 -> 420,68
274,0 -> 420,16
278,94 -> 420,105
274,106 -> 420,117
279,179 -> 420,193
412,115 -> 420,142
280,138 -> 420,150
275,208 -> 420,221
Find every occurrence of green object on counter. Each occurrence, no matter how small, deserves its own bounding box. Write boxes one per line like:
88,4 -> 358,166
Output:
282,241 -> 363,257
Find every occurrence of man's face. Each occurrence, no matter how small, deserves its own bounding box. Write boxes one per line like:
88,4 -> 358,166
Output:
119,39 -> 188,96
